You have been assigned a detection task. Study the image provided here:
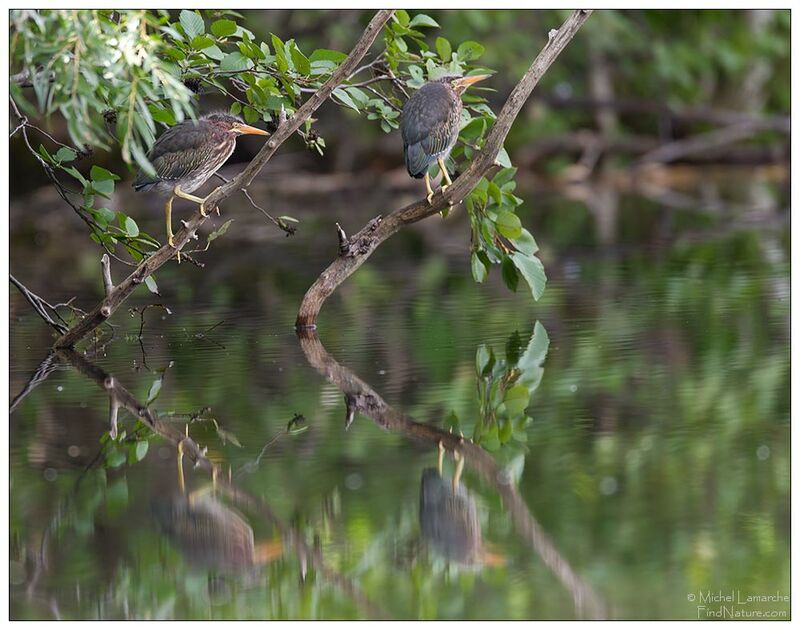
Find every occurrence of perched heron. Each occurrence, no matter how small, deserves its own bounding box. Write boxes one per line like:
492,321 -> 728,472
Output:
400,74 -> 489,203
133,112 -> 269,252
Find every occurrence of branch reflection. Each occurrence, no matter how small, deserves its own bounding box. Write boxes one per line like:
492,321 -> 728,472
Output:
297,329 -> 608,619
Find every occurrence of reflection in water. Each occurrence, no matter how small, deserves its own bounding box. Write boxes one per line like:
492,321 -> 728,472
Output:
297,329 -> 607,619
153,492 -> 282,571
420,468 -> 485,567
23,349 -> 387,619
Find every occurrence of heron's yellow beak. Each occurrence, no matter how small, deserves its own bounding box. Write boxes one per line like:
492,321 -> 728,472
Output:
453,74 -> 490,89
234,123 -> 270,136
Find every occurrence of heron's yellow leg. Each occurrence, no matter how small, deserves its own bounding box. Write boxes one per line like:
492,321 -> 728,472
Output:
177,440 -> 186,495
165,196 -> 175,247
173,185 -> 209,217
164,196 -> 182,263
452,450 -> 464,490
437,157 -> 453,190
424,172 -> 435,204
437,441 -> 445,475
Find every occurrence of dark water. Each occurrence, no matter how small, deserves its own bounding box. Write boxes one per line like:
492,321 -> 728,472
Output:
10,168 -> 790,620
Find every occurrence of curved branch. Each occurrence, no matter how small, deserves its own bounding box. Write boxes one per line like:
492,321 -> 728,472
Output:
51,9 -> 395,349
297,329 -> 607,619
296,10 -> 592,328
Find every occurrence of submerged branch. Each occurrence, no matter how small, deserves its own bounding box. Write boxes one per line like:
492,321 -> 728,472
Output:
50,9 -> 395,349
296,10 -> 592,328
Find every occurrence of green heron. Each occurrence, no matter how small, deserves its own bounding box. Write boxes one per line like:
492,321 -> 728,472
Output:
133,112 -> 269,252
419,447 -> 505,567
400,74 -> 489,203
153,492 -> 283,571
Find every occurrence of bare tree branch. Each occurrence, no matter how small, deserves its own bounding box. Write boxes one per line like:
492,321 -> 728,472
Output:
50,9 -> 395,349
296,10 -> 592,328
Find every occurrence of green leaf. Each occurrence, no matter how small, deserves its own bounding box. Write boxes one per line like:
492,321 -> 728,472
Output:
202,44 -> 225,61
517,321 -> 550,389
501,256 -> 519,291
105,449 -> 126,469
179,10 -> 204,39
496,146 -> 512,168
493,167 -> 517,188
504,385 -> 530,416
144,275 -> 159,296
55,147 -> 77,163
131,143 -> 156,178
511,252 -> 547,301
309,48 -> 347,63
90,165 -> 120,181
230,102 -> 242,116
191,35 -> 214,49
409,14 -> 440,28
457,40 -> 485,61
476,344 -> 494,376
93,207 -> 116,224
149,106 -> 176,126
471,251 -> 488,283
333,87 -> 359,112
134,441 -> 149,462
92,179 -> 115,198
146,377 -> 162,404
434,36 -> 452,62
395,9 -> 410,26
290,45 -> 311,75
207,219 -> 233,244
219,51 -> 254,73
211,19 -> 237,38
513,228 -> 539,256
63,166 -> 88,186
496,210 -> 522,239
124,216 -> 139,237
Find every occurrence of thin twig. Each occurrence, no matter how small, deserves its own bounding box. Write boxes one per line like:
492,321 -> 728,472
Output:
10,274 -> 69,334
211,172 -> 296,235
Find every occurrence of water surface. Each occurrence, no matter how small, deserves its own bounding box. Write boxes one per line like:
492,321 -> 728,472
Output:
10,168 -> 790,619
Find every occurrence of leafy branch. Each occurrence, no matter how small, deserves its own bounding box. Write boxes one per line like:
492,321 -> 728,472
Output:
296,10 -> 593,328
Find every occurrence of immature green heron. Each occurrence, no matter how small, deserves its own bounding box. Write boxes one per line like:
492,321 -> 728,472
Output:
133,112 -> 269,251
419,460 -> 505,567
400,74 -> 489,203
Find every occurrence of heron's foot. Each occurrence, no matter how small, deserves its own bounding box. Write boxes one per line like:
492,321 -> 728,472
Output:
437,440 -> 445,475
199,203 -> 209,218
426,191 -> 435,204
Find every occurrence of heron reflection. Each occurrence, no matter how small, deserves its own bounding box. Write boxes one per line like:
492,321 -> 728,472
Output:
419,445 -> 504,568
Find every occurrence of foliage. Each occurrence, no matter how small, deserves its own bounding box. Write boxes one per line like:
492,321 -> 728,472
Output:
454,321 -> 549,451
10,8 -> 546,302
